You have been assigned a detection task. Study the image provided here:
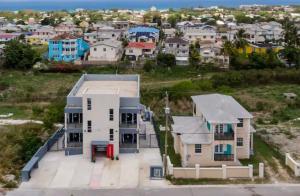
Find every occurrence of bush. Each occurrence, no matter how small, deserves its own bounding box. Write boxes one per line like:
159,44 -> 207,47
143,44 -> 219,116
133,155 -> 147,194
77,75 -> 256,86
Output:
156,53 -> 176,68
143,60 -> 155,72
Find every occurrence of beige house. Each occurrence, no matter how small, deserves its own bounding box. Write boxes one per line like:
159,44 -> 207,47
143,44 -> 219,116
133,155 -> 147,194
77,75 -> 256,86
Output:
88,40 -> 123,62
171,94 -> 255,167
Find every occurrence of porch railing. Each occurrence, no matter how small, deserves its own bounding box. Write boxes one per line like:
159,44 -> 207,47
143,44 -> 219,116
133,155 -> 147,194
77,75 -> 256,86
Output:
214,154 -> 234,161
214,131 -> 234,140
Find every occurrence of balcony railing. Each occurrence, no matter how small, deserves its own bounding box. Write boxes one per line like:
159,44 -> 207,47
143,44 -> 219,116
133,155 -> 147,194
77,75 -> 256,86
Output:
214,154 -> 234,161
67,123 -> 82,130
214,131 -> 234,140
67,142 -> 82,148
119,123 -> 137,128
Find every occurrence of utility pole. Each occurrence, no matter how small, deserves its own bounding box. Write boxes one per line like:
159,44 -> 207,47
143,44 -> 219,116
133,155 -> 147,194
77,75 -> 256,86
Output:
164,91 -> 170,176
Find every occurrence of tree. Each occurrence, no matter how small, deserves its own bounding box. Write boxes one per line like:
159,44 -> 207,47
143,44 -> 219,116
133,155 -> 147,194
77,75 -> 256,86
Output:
189,44 -> 201,67
3,40 -> 40,69
167,14 -> 182,28
41,17 -> 56,26
234,29 -> 248,52
156,53 -> 176,67
16,20 -> 25,25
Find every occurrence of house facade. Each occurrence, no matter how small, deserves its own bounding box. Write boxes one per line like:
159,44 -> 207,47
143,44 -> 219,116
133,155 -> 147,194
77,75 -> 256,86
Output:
48,33 -> 89,62
64,74 -> 142,161
164,37 -> 189,65
84,29 -> 123,44
125,42 -> 156,61
171,94 -> 255,167
183,25 -> 217,43
127,26 -> 160,43
88,40 -> 123,62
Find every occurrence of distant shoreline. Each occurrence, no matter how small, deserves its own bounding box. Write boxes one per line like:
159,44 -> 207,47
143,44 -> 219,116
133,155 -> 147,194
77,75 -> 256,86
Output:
0,0 -> 299,11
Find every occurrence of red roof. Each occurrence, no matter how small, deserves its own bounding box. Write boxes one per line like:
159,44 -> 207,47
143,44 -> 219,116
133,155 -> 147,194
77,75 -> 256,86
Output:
126,42 -> 155,49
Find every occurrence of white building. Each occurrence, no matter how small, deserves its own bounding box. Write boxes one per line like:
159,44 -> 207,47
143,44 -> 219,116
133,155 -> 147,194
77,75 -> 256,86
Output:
125,42 -> 156,61
183,25 -> 217,43
88,40 -> 123,62
64,74 -> 142,161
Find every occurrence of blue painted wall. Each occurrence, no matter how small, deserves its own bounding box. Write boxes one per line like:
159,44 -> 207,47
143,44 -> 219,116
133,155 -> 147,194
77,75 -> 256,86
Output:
48,37 -> 89,62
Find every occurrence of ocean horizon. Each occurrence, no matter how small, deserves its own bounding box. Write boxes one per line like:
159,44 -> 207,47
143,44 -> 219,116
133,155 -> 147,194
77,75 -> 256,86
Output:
0,0 -> 299,11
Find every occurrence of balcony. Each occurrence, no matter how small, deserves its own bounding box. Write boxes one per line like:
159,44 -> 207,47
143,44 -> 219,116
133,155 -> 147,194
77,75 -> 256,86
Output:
214,131 -> 234,140
67,142 -> 82,148
66,123 -> 82,132
119,123 -> 137,128
214,154 -> 234,161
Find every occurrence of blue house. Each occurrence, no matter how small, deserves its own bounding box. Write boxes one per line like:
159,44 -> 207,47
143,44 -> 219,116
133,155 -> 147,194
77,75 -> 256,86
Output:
127,26 -> 160,43
48,33 -> 89,62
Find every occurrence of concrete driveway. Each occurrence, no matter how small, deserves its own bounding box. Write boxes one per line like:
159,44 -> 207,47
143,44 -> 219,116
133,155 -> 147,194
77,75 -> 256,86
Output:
19,148 -> 169,189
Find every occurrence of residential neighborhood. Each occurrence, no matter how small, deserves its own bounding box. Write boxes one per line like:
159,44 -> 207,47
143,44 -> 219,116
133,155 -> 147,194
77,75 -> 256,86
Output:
0,3 -> 300,196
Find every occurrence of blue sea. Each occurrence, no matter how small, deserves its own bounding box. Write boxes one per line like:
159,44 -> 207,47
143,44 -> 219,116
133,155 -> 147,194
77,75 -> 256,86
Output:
0,0 -> 299,11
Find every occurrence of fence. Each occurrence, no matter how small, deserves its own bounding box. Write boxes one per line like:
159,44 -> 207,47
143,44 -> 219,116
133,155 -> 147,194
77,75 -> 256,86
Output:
166,156 -> 264,179
21,127 -> 65,182
285,153 -> 300,176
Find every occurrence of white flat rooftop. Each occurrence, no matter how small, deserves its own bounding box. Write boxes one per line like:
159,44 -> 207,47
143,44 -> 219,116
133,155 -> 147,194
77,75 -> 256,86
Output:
75,80 -> 138,97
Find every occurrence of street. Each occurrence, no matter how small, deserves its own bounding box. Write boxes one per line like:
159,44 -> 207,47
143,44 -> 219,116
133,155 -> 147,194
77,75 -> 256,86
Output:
7,184 -> 300,196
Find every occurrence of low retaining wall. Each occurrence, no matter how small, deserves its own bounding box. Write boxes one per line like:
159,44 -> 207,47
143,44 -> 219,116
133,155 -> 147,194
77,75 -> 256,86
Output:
21,127 -> 65,182
167,156 -> 262,179
285,153 -> 300,176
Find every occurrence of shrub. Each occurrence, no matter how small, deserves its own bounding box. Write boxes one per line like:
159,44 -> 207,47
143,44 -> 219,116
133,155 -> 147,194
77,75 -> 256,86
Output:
156,53 -> 176,68
143,60 -> 155,72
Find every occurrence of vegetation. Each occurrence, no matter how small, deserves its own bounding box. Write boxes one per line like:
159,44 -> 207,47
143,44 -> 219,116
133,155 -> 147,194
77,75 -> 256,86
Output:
0,124 -> 54,187
3,40 -> 40,70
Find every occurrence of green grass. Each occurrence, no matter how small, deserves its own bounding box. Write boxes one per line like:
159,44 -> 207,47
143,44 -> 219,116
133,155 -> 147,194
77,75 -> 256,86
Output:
0,105 -> 28,119
240,134 -> 285,176
153,117 -> 182,167
167,176 -> 266,185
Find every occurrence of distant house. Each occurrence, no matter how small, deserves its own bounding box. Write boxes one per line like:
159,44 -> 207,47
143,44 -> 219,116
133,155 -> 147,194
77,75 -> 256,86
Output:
164,37 -> 189,66
163,28 -> 176,38
183,25 -> 217,43
84,29 -> 123,44
171,94 -> 255,167
125,42 -> 156,61
0,44 -> 5,57
48,33 -> 90,62
26,26 -> 55,45
0,33 -> 20,42
88,40 -> 123,62
238,43 -> 283,55
127,26 -> 160,43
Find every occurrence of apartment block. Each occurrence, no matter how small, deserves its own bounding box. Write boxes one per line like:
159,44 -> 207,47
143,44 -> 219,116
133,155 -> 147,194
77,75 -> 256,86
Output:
64,74 -> 141,161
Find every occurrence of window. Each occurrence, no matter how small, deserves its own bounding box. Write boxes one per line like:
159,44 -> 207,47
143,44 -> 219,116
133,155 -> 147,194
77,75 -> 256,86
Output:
237,138 -> 243,146
195,144 -> 202,153
103,48 -> 106,52
109,129 -> 114,141
215,144 -> 223,153
87,98 -> 92,110
237,118 -> 243,127
94,47 -> 97,51
169,44 -> 173,47
215,124 -> 224,133
109,109 -> 114,121
87,120 -> 92,132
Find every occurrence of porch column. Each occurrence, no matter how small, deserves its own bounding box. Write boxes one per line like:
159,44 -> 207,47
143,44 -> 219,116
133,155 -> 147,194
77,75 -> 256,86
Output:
233,124 -> 237,162
64,113 -> 68,149
183,144 -> 188,167
250,132 -> 254,155
137,130 -> 139,151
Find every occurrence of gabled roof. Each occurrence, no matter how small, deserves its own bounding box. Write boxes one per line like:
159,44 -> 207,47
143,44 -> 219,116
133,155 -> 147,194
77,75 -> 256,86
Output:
171,116 -> 212,144
51,33 -> 80,41
128,26 -> 159,34
165,37 -> 189,44
191,94 -> 253,123
126,42 -> 155,49
91,40 -> 122,48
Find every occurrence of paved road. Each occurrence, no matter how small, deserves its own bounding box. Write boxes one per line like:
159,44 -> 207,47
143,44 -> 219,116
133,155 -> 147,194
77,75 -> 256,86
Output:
7,184 -> 300,196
